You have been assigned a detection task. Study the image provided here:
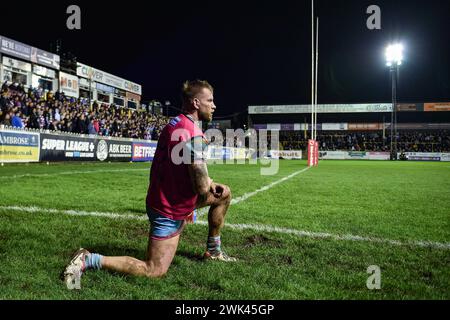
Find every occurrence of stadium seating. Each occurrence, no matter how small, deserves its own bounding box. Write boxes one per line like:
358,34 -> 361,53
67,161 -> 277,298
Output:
279,130 -> 450,152
0,82 -> 169,140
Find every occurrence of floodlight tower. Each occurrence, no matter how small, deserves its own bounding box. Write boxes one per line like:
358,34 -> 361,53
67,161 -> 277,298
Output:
385,43 -> 403,160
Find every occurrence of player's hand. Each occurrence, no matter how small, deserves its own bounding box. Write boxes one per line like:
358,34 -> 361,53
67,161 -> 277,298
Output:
210,182 -> 223,198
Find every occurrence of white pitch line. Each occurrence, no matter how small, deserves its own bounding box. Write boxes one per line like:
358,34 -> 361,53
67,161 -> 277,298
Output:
0,205 -> 147,221
1,205 -> 449,250
197,166 -> 310,218
210,222 -> 450,250
231,167 -> 310,205
0,168 -> 149,180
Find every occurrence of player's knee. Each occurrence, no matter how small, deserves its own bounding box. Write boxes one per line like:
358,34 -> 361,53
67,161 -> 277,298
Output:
153,269 -> 168,278
222,185 -> 232,203
145,266 -> 167,278
144,262 -> 168,278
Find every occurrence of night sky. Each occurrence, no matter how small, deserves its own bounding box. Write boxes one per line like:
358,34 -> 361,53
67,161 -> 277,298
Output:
2,0 -> 449,117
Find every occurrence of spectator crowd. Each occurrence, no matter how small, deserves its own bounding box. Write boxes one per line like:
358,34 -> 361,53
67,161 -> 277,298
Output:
0,82 -> 169,140
1,82 -> 449,152
279,130 -> 450,152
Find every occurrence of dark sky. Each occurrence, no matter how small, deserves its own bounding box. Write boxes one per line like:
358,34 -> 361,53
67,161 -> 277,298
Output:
2,0 -> 449,117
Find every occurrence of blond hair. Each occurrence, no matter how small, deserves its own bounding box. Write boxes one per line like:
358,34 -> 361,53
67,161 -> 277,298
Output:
181,80 -> 213,109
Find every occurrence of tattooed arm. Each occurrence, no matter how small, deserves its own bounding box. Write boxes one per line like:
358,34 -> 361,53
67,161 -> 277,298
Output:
185,135 -> 214,196
188,162 -> 213,196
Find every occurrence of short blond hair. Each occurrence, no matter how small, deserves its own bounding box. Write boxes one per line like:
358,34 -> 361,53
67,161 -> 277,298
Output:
181,80 -> 213,108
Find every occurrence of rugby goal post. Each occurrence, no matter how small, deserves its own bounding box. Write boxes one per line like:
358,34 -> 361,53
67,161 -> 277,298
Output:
308,1 -> 319,167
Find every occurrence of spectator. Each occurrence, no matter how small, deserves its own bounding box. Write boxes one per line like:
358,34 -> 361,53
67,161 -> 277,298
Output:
54,108 -> 61,122
276,129 -> 450,152
88,119 -> 97,135
1,113 -> 11,126
11,111 -> 24,128
48,120 -> 59,131
0,91 -> 8,113
74,113 -> 87,134
28,108 -> 40,129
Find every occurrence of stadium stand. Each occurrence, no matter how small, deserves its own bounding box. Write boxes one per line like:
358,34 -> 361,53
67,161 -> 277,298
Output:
279,130 -> 450,152
249,104 -> 450,153
0,82 -> 169,140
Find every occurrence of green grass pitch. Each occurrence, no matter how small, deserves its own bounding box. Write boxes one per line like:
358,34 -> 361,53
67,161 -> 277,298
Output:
0,160 -> 449,299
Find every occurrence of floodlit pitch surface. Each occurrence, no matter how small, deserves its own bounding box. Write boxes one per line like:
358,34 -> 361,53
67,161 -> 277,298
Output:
0,160 -> 449,299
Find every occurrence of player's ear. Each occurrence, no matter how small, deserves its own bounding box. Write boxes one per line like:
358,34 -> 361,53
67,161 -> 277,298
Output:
192,98 -> 200,110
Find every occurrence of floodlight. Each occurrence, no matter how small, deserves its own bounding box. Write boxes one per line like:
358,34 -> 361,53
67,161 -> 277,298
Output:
385,44 -> 404,67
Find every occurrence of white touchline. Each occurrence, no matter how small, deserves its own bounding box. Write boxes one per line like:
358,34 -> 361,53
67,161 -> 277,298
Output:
0,205 -> 148,221
1,205 -> 449,250
0,168 -> 149,180
197,166 -> 311,218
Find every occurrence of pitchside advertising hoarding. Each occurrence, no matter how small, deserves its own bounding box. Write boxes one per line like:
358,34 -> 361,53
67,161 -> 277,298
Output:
2,128 -> 449,163
40,133 -> 134,162
207,146 -> 252,160
401,152 -> 450,162
0,130 -> 40,163
268,150 -> 302,159
1,128 -> 157,163
132,142 -> 157,162
319,151 -> 391,160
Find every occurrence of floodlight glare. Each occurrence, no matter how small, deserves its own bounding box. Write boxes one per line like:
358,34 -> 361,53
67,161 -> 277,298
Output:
384,43 -> 405,161
385,44 -> 404,67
